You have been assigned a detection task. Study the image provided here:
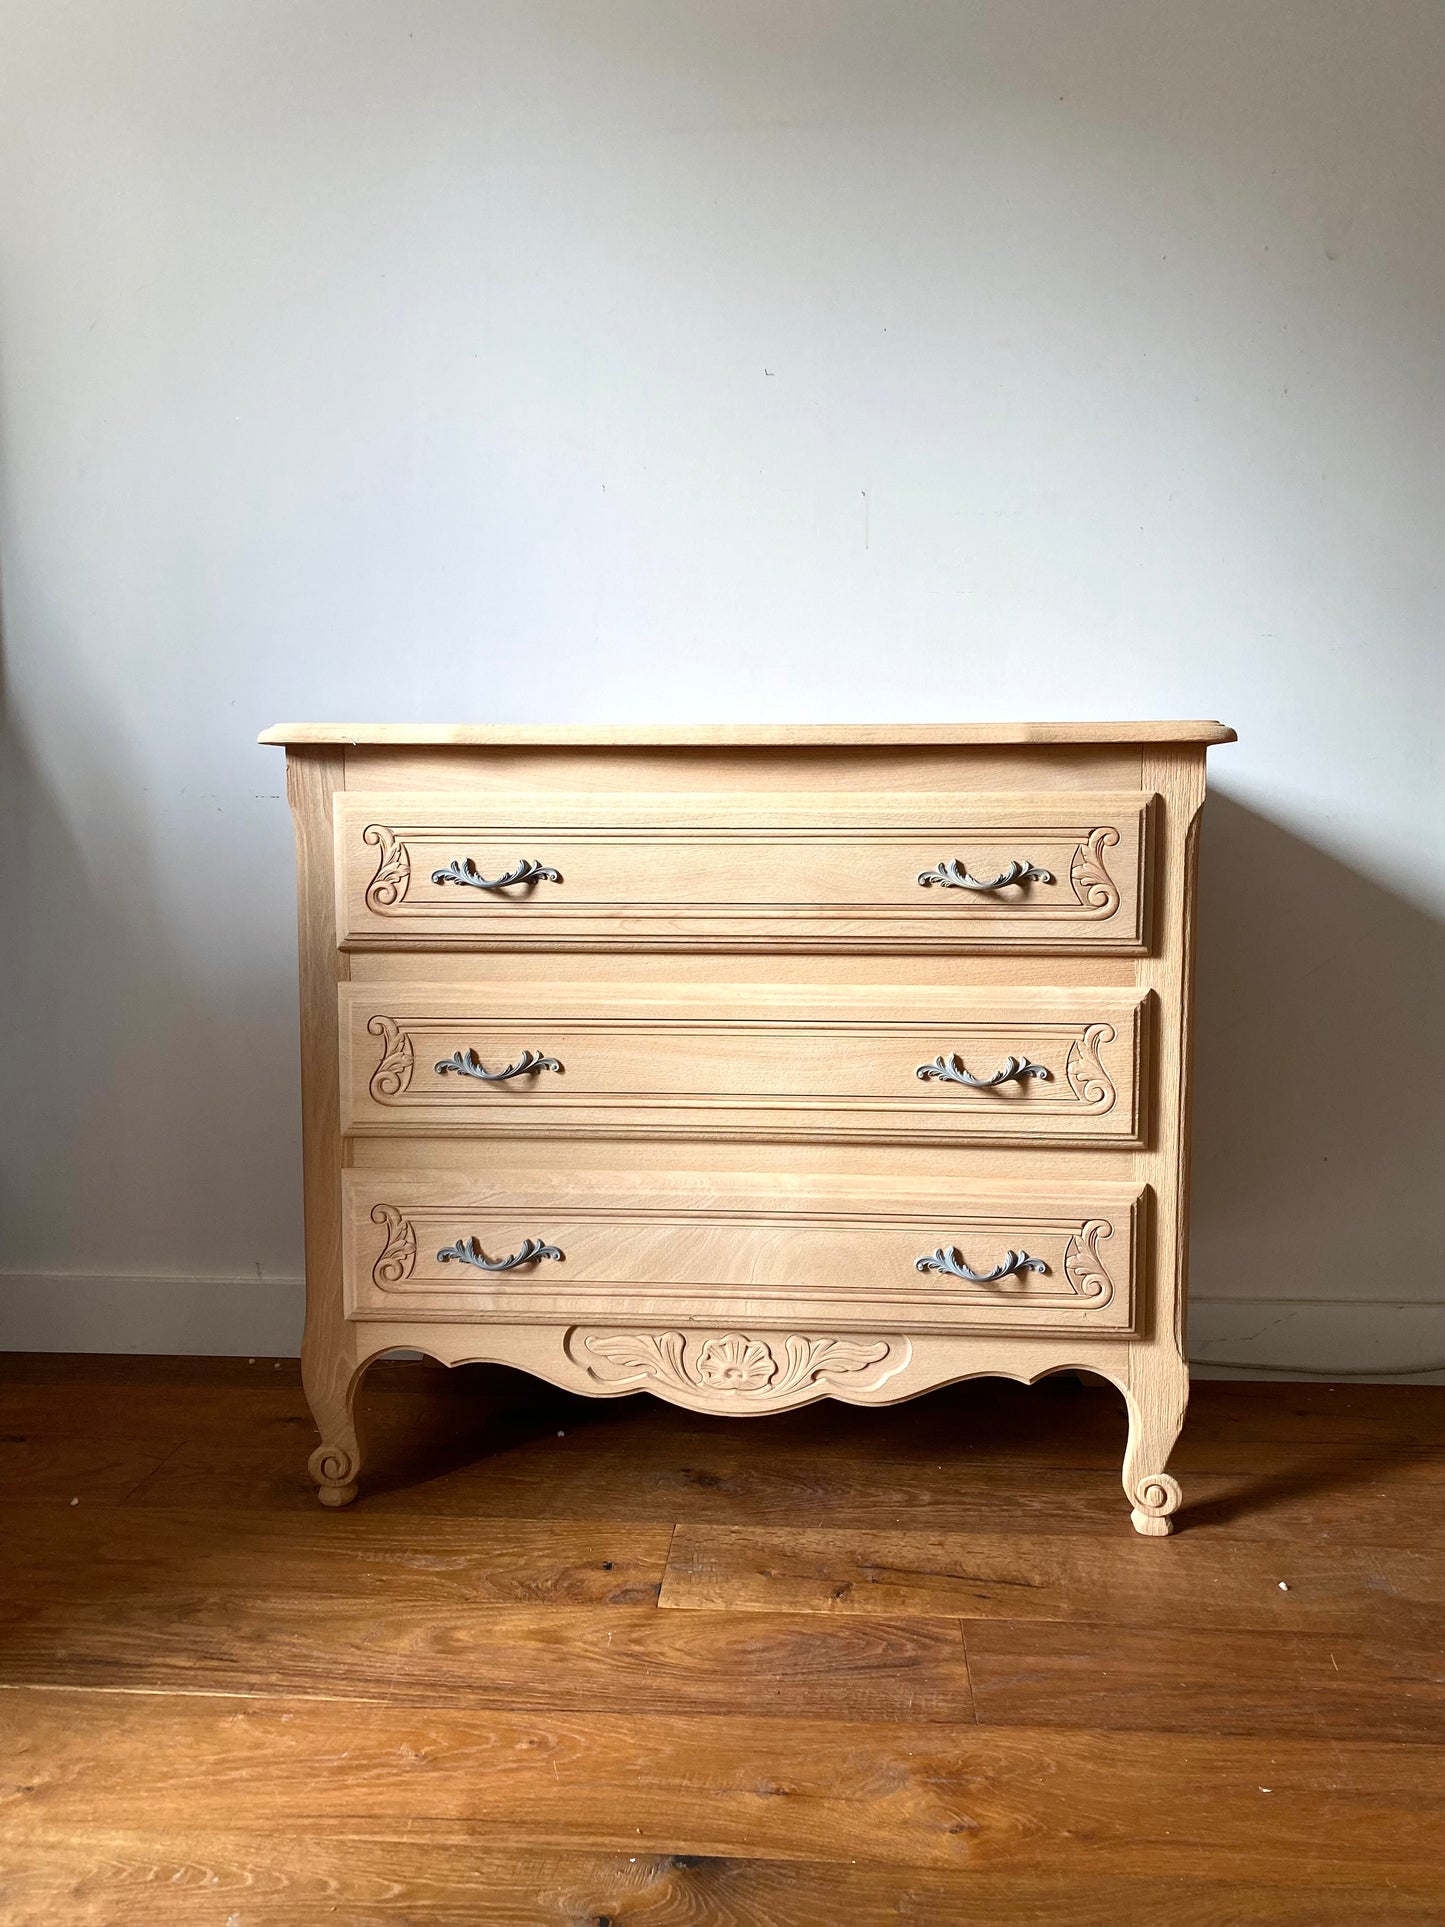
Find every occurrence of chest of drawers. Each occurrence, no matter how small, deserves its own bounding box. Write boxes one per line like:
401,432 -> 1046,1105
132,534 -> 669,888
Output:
262,721 -> 1233,1533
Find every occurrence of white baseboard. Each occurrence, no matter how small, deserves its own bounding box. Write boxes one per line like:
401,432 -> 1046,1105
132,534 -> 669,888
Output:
0,1271 -> 305,1357
0,1271 -> 1441,1382
1188,1297 -> 1445,1384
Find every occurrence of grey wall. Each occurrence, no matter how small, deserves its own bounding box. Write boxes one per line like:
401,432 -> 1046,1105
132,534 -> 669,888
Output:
1,1 -> 1441,1372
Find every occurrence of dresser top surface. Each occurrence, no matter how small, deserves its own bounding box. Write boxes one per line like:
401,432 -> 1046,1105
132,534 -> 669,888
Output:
260,720 -> 1235,748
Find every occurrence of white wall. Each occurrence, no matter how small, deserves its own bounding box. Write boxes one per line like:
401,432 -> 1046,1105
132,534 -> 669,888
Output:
1,1 -> 1441,1373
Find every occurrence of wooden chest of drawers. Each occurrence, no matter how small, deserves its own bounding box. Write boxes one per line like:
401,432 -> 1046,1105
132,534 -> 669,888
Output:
262,721 -> 1233,1533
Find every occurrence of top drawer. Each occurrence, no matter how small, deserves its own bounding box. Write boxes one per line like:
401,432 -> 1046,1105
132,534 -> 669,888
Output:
334,792 -> 1154,953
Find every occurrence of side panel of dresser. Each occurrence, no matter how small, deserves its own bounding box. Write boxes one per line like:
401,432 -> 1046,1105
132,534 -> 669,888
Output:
286,749 -> 365,1507
1118,746 -> 1207,1534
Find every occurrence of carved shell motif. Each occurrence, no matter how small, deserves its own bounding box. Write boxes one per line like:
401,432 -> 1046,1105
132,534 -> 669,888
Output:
1064,1023 -> 1116,1111
573,1329 -> 904,1403
1068,827 -> 1121,918
366,1016 -> 416,1100
370,1205 -> 417,1287
362,824 -> 411,911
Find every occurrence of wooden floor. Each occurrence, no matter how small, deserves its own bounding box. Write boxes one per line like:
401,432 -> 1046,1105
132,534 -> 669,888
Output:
1,1358 -> 1443,1924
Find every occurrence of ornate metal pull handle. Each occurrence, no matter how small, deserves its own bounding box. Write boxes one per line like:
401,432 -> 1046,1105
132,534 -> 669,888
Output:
917,1054 -> 1051,1089
435,1048 -> 562,1082
916,857 -> 1053,891
915,1246 -> 1048,1284
431,857 -> 561,891
436,1237 -> 564,1272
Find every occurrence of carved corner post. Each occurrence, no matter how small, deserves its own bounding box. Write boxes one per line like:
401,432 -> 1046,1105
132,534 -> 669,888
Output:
287,749 -> 364,1506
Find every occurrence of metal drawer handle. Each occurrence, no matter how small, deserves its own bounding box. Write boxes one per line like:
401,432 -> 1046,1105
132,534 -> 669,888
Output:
917,1054 -> 1051,1089
435,1048 -> 562,1082
916,857 -> 1053,891
431,857 -> 561,891
916,1246 -> 1048,1284
437,1237 -> 564,1272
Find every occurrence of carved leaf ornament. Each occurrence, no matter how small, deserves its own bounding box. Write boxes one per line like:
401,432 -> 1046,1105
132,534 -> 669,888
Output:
366,1016 -> 416,1099
578,1330 -> 897,1401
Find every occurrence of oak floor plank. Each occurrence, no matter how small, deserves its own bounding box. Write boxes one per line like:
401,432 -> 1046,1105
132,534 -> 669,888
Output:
0,1434 -> 172,1507
0,1356 -> 560,1443
5,1689 -> 1445,1888
0,1504 -> 670,1609
659,1522 -> 1445,1637
965,1618 -> 1445,1741
3,1834 -> 1441,1927
617,1377 -> 1445,1463
113,1424 -> 1445,1547
0,1596 -> 972,1720
4,1362 -> 1445,1914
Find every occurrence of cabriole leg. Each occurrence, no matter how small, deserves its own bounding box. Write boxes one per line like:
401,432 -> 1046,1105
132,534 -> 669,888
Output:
1120,1351 -> 1189,1536
303,1351 -> 364,1507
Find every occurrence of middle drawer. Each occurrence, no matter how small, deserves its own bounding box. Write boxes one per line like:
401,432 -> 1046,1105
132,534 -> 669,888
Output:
340,982 -> 1149,1146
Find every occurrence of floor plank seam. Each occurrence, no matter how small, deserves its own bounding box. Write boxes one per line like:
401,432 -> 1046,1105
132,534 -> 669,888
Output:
955,1618 -> 981,1725
657,1519 -> 682,1610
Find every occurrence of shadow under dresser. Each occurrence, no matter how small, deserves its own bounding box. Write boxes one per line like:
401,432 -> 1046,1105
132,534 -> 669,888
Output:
260,720 -> 1234,1533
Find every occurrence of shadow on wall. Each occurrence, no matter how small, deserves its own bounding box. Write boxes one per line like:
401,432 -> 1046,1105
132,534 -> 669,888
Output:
1189,794 -> 1445,1372
0,611 -> 303,1348
0,646 -> 184,1277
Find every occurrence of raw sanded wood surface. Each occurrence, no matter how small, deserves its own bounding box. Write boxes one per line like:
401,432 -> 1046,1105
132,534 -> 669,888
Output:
258,719 -> 1237,746
1,1355 -> 1442,1923
271,725 -> 1227,1538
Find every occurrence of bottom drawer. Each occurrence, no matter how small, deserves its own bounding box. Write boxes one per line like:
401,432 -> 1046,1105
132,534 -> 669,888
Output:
343,1170 -> 1146,1338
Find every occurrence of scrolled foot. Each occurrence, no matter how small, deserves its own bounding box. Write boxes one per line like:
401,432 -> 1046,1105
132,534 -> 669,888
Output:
309,1442 -> 360,1508
1129,1470 -> 1182,1537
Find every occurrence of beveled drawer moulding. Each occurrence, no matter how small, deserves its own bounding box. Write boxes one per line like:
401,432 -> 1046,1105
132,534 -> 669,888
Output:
339,982 -> 1150,1145
264,719 -> 1234,1534
342,1169 -> 1146,1337
333,791 -> 1154,951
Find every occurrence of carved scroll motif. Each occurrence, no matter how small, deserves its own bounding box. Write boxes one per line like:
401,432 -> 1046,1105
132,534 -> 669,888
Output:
570,1329 -> 906,1405
1064,1022 -> 1117,1111
366,1016 -> 416,1100
1062,1220 -> 1116,1306
370,1205 -> 417,1287
362,825 -> 411,912
1068,827 -> 1121,918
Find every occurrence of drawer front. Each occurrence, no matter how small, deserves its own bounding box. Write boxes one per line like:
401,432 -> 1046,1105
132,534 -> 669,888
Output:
334,792 -> 1152,951
343,1171 -> 1144,1337
340,985 -> 1148,1146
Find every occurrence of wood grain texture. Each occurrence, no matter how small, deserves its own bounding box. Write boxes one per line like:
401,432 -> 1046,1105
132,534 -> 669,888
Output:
0,1597 -> 972,1719
0,1433 -> 172,1505
340,979 -> 1149,1146
964,1619 -> 1445,1741
660,1523 -> 1445,1638
2,1359 -> 1442,1921
260,719 -> 1237,746
266,726 -> 1227,1527
0,1504 -> 671,1607
340,1166 -> 1145,1339
4,1690 -> 1438,1886
116,1399 -> 1445,1542
2,1837 -> 1437,1927
286,748 -> 359,1506
333,787 -> 1152,951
